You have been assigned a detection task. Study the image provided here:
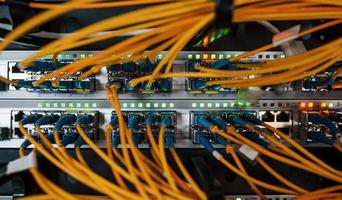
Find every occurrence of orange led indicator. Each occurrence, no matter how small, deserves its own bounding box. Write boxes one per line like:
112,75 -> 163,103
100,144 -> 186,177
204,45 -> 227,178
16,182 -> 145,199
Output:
203,54 -> 209,60
308,102 -> 314,108
320,103 -> 327,108
300,102 -> 306,108
203,36 -> 209,47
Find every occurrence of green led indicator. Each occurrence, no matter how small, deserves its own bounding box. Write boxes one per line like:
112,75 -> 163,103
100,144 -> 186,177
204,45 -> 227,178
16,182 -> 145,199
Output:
187,54 -> 193,59
76,103 -> 82,108
207,103 -> 213,108
57,54 -> 62,59
146,103 -> 151,108
84,103 -> 89,108
223,103 -> 228,108
192,103 -> 197,108
92,103 -> 97,108
65,54 -> 71,59
211,54 -> 216,59
161,103 -> 167,108
53,103 -> 58,108
38,103 -> 43,108
130,103 -> 136,108
199,103 -> 205,108
157,54 -> 163,59
61,103 -> 66,108
219,54 -> 224,59
122,103 -> 128,108
138,103 -> 143,108
153,103 -> 159,108
169,103 -> 175,108
215,103 -> 220,108
80,54 -> 86,58
45,103 -> 51,108
231,102 -> 236,107
226,54 -> 231,59
280,54 -> 286,58
69,103 -> 74,108
234,54 -> 239,57
195,54 -> 201,60
245,102 -> 252,107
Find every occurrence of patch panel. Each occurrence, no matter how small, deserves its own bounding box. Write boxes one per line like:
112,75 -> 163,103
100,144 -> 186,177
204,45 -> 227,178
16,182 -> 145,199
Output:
185,60 -> 237,94
107,59 -> 172,93
299,109 -> 341,145
190,110 -> 258,144
302,62 -> 342,92
110,111 -> 177,147
10,110 -> 100,144
8,60 -> 96,93
185,59 -> 293,94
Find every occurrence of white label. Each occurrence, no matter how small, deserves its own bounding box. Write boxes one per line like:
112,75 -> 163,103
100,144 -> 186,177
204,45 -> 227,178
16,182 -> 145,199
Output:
6,151 -> 37,175
238,144 -> 259,161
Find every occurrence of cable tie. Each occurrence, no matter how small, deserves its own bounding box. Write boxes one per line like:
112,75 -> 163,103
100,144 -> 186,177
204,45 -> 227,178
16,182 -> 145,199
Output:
215,0 -> 233,28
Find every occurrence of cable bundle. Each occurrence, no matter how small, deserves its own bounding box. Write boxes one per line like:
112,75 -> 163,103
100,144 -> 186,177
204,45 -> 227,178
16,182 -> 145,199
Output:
0,0 -> 340,89
0,1 -> 341,199
18,84 -> 206,200
195,115 -> 342,199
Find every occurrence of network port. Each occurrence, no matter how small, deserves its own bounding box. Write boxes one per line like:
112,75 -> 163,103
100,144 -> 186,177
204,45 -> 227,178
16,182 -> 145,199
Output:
299,110 -> 341,145
185,60 -> 237,94
276,111 -> 291,122
11,110 -> 99,143
8,60 -> 96,93
302,63 -> 341,92
190,110 -> 258,144
260,111 -> 275,122
110,111 -> 177,147
107,59 -> 172,93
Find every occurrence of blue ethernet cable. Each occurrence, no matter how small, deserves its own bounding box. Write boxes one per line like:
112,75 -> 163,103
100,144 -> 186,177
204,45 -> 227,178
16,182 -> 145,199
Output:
110,116 -> 118,127
76,132 -> 94,147
127,115 -> 139,130
209,115 -> 229,145
20,114 -> 42,125
243,132 -> 269,148
127,114 -> 141,146
35,115 -> 60,126
227,115 -> 247,127
161,115 -> 172,127
209,59 -> 237,70
20,134 -> 39,149
54,114 -> 77,131
308,115 -> 340,135
308,132 -> 335,146
75,115 -> 93,126
242,114 -> 262,126
61,132 -> 78,146
198,133 -> 215,153
112,132 -> 120,148
210,115 -> 227,130
197,116 -> 214,130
